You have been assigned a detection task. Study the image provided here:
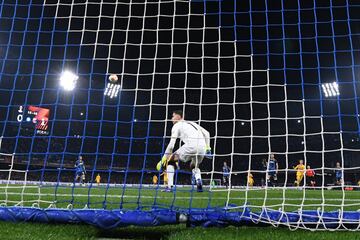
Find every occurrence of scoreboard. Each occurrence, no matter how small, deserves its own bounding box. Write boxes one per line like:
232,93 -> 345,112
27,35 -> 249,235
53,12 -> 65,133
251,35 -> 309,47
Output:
16,106 -> 50,135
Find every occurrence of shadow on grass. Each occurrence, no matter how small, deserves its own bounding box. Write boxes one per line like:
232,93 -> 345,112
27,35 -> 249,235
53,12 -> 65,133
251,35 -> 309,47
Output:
95,225 -> 184,240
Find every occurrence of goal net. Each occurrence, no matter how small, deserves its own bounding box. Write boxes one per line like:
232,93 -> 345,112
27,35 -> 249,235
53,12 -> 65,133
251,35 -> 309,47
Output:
0,0 -> 360,230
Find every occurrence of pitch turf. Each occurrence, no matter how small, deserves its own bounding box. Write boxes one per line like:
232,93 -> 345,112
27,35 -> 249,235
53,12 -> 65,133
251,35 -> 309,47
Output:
1,185 -> 360,239
1,222 -> 360,240
1,184 -> 360,211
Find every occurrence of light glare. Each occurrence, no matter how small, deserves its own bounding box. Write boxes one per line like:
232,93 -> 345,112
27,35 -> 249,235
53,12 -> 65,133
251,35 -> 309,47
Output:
59,71 -> 78,91
321,82 -> 340,98
104,82 -> 121,99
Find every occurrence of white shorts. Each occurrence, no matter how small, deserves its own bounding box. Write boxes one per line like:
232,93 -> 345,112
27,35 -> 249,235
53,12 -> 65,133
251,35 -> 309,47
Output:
175,144 -> 206,167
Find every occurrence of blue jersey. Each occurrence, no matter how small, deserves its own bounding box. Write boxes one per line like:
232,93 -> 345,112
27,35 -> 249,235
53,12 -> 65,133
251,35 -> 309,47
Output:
75,160 -> 86,174
335,169 -> 342,179
268,159 -> 277,171
223,166 -> 230,177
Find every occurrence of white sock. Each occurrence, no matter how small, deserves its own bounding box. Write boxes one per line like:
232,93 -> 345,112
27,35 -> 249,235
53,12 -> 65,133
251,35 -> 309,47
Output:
167,165 -> 175,188
192,168 -> 202,182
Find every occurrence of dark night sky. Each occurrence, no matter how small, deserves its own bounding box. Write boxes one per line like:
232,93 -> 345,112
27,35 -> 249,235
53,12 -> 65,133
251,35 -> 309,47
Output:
0,0 -> 360,175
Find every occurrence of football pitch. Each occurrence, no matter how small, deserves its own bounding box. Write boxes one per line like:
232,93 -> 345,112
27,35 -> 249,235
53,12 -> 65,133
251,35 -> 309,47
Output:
1,185 -> 360,239
1,184 -> 360,212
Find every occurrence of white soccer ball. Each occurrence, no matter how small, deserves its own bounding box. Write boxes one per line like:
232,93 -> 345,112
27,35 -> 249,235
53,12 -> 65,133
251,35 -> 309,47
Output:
108,74 -> 118,83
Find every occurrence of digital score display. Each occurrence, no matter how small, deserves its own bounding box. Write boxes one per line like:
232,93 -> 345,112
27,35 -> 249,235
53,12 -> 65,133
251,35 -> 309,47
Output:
16,106 -> 50,135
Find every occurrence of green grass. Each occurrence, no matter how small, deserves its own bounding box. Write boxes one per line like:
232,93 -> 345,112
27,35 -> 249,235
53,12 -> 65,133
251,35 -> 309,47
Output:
1,222 -> 360,240
1,184 -> 360,211
1,185 -> 360,239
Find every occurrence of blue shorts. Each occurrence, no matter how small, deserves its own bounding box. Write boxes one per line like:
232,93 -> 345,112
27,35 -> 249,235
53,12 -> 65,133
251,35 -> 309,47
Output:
76,171 -> 85,177
268,170 -> 276,176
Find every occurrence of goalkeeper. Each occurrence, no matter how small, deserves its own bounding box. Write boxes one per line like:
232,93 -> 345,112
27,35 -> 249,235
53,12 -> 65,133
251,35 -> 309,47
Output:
156,110 -> 211,192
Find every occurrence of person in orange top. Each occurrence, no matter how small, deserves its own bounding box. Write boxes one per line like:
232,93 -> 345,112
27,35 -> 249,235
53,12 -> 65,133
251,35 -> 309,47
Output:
294,159 -> 305,187
306,165 -> 316,187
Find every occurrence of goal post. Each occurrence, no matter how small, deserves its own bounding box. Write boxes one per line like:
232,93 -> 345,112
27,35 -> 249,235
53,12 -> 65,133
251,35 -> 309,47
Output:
0,0 -> 360,230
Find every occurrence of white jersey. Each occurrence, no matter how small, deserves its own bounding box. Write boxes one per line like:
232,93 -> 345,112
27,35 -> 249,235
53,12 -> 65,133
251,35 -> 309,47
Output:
164,120 -> 210,155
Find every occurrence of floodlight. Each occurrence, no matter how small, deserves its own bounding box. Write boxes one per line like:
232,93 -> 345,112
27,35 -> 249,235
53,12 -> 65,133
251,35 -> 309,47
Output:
104,82 -> 121,99
59,70 -> 78,91
321,82 -> 340,97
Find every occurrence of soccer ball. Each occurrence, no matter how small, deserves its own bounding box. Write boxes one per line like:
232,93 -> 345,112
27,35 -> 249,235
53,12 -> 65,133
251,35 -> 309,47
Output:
108,74 -> 118,83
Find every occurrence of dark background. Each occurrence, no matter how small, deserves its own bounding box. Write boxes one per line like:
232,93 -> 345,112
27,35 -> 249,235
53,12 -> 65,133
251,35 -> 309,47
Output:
0,0 -> 360,185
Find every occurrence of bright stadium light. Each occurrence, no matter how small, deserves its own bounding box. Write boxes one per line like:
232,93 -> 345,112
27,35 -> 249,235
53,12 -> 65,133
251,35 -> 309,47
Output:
321,82 -> 340,97
104,82 -> 121,99
59,70 -> 78,91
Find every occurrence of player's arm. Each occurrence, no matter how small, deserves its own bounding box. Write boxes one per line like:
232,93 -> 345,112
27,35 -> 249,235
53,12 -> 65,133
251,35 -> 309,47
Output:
163,126 -> 179,158
157,125 -> 179,170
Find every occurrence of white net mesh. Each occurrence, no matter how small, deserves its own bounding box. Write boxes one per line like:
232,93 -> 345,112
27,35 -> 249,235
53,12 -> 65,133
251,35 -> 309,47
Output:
0,0 -> 360,229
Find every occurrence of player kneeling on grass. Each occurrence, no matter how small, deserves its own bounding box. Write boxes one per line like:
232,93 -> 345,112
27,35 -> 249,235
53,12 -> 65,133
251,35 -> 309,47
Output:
294,159 -> 305,187
75,156 -> 86,185
156,110 -> 211,192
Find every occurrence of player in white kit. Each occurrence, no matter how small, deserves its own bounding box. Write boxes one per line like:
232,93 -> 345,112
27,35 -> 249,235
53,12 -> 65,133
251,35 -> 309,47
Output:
156,110 -> 211,192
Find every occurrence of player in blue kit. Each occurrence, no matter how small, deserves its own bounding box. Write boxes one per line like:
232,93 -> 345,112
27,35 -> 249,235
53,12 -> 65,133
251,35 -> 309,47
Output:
267,153 -> 278,187
335,162 -> 343,185
222,161 -> 230,188
75,155 -> 86,185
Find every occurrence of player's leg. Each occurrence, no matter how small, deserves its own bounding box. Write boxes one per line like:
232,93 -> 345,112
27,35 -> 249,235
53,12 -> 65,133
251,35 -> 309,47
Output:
273,174 -> 277,187
166,152 -> 179,190
164,173 -> 168,186
266,172 -> 270,185
190,154 -> 204,192
81,173 -> 85,185
166,164 -> 175,190
175,145 -> 205,192
299,174 -> 304,187
223,176 -> 228,187
295,174 -> 299,187
305,176 -> 309,187
75,173 -> 80,183
267,172 -> 274,186
79,173 -> 82,184
309,177 -> 314,187
295,174 -> 302,187
312,177 -> 316,187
